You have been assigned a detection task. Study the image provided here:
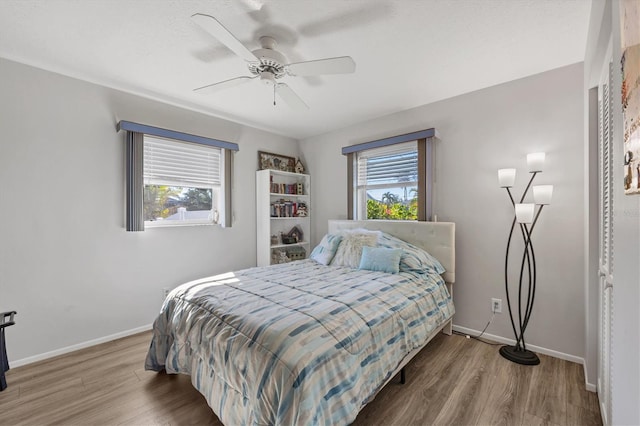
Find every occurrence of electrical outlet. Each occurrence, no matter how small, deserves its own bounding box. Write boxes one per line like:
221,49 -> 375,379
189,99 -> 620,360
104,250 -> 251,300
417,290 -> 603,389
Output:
491,298 -> 502,314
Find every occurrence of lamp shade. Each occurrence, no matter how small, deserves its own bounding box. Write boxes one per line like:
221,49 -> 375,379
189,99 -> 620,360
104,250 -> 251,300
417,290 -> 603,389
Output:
527,152 -> 545,173
533,185 -> 553,205
515,203 -> 535,224
498,168 -> 517,188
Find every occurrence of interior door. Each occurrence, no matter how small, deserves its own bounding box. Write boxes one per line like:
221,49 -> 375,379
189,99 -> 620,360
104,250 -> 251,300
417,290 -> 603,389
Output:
597,52 -> 613,426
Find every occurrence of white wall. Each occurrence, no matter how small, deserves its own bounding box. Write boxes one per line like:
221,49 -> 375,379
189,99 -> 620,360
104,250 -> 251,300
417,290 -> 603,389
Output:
0,57 -> 299,362
300,63 -> 586,359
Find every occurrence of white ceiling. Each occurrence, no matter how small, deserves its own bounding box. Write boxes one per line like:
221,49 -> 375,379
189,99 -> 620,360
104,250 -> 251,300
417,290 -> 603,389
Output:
0,0 -> 591,140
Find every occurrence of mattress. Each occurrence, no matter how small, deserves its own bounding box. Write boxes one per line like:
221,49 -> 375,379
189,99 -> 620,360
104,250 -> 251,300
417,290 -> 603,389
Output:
145,259 -> 454,426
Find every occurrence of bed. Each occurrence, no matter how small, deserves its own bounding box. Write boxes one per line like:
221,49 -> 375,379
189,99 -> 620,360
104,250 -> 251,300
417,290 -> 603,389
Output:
145,220 -> 455,425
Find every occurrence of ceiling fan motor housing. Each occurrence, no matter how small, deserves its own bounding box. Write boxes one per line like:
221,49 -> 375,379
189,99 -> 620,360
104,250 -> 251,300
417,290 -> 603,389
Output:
248,36 -> 287,82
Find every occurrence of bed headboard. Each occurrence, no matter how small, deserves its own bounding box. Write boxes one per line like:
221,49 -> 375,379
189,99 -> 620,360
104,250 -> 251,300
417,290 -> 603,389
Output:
328,220 -> 455,284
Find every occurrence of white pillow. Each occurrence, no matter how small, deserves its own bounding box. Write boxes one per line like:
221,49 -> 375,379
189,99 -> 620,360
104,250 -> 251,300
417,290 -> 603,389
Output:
330,229 -> 380,269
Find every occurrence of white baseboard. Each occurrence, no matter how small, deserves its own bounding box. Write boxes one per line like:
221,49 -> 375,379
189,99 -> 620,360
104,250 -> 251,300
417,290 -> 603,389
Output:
452,324 -> 596,392
11,324 -> 153,368
584,363 -> 597,392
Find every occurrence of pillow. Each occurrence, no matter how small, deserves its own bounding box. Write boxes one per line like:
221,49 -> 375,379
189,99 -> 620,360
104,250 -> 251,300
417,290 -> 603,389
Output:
358,246 -> 403,274
309,233 -> 343,265
377,232 -> 445,274
330,229 -> 380,269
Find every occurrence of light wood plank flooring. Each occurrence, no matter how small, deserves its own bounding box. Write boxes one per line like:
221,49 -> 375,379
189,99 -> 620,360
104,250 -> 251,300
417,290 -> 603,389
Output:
0,331 -> 601,425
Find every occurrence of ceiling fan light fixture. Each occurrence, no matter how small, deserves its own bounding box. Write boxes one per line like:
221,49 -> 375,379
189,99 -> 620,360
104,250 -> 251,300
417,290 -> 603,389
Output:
260,71 -> 277,86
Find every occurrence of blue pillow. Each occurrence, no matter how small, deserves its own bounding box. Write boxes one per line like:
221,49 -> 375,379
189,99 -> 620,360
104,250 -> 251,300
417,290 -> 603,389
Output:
358,246 -> 403,274
310,233 -> 343,265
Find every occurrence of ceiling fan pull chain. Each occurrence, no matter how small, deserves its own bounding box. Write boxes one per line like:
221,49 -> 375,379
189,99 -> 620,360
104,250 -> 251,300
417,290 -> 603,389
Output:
273,84 -> 276,106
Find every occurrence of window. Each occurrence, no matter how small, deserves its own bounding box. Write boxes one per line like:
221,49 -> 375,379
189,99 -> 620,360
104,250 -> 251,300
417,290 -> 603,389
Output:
118,121 -> 238,231
343,129 -> 437,221
143,135 -> 223,227
355,141 -> 418,220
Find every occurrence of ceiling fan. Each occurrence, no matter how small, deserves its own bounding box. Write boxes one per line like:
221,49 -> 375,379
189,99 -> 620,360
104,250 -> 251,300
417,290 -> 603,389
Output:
191,13 -> 356,110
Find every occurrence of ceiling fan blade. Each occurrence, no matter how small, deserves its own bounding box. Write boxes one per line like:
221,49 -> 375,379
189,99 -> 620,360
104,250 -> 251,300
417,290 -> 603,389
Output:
194,76 -> 256,95
275,83 -> 309,110
191,13 -> 258,63
286,56 -> 356,76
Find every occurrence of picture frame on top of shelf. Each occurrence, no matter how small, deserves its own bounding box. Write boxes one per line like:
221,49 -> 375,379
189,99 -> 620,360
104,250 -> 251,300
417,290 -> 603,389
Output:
258,151 -> 296,172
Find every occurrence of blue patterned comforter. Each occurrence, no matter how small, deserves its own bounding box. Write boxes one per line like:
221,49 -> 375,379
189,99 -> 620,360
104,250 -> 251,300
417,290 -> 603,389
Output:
145,259 -> 454,425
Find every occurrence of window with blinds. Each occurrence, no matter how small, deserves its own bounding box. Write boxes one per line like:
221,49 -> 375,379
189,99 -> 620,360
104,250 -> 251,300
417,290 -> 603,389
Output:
143,135 -> 224,226
355,141 -> 418,220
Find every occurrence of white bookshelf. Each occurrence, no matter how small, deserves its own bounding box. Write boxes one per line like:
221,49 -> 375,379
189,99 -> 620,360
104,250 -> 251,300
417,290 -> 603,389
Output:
256,169 -> 311,266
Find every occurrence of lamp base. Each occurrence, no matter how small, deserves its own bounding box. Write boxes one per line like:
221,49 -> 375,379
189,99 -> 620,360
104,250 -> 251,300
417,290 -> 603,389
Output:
499,345 -> 540,365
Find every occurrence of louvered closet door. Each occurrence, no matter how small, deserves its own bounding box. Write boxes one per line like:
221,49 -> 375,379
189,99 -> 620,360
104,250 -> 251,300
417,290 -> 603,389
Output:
597,58 -> 613,426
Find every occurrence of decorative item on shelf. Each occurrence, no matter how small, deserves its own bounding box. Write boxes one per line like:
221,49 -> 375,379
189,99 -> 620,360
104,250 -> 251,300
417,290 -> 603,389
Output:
286,225 -> 304,243
286,245 -> 306,260
497,152 -> 553,366
271,249 -> 290,264
281,234 -> 297,244
296,202 -> 308,217
259,151 -> 296,172
295,158 -> 305,174
296,182 -> 304,195
270,235 -> 279,245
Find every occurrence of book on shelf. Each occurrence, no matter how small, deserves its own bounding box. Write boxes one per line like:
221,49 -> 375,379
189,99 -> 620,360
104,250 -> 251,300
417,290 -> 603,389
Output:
270,200 -> 308,218
270,182 -> 304,195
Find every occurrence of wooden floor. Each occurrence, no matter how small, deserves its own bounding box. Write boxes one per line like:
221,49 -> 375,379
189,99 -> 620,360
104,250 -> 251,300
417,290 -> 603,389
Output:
0,331 -> 601,426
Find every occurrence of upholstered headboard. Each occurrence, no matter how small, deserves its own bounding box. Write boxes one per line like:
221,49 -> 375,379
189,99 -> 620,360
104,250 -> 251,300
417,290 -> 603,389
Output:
328,220 -> 455,284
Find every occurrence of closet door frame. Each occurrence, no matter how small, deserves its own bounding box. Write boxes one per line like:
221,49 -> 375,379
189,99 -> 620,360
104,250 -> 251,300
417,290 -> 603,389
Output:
596,39 -> 614,426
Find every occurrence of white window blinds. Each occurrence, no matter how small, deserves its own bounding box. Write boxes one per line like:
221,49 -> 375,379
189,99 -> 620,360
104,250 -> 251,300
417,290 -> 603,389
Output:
356,141 -> 418,188
143,136 -> 222,188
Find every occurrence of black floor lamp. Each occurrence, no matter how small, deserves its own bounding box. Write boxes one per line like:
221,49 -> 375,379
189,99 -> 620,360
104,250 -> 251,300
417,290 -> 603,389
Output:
497,153 -> 553,366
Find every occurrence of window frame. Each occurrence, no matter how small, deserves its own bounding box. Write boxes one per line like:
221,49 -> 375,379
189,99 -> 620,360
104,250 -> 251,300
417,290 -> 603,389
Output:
118,121 -> 238,231
343,129 -> 437,221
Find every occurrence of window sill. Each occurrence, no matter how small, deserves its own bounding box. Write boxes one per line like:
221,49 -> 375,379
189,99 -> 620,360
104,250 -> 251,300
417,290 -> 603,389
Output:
144,221 -> 219,228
